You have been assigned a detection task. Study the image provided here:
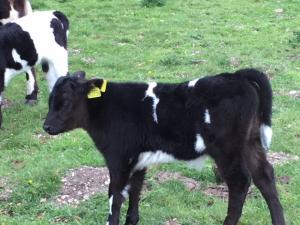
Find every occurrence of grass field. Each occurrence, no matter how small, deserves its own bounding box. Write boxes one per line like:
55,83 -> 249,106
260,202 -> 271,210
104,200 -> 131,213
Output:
1,0 -> 300,224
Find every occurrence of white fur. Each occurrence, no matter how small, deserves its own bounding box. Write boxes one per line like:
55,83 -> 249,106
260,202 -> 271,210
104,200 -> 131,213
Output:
260,124 -> 272,150
145,82 -> 160,123
134,150 -> 175,171
188,78 -> 199,87
195,134 -> 206,153
24,0 -> 33,15
204,109 -> 211,124
187,156 -> 207,170
108,195 -> 113,215
121,185 -> 131,199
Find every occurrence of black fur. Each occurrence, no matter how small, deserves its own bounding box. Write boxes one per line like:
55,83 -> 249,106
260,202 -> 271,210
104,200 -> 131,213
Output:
51,11 -> 69,49
44,69 -> 285,225
0,0 -> 11,21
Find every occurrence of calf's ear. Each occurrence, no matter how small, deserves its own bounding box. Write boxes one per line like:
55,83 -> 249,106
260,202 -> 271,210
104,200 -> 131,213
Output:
72,71 -> 86,79
85,78 -> 107,99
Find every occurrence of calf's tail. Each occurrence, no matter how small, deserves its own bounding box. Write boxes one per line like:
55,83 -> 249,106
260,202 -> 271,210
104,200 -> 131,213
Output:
236,68 -> 273,150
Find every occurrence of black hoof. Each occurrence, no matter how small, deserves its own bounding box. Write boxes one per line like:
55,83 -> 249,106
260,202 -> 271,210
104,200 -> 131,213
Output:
25,99 -> 38,106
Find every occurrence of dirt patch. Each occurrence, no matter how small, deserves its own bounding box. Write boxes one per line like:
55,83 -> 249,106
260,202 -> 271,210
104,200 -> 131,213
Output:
155,171 -> 200,191
0,177 -> 13,201
288,90 -> 300,99
165,218 -> 181,225
267,152 -> 299,165
55,166 -> 110,206
1,98 -> 13,109
33,131 -> 59,144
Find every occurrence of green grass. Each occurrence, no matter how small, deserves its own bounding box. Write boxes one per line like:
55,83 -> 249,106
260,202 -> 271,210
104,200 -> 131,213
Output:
1,0 -> 300,224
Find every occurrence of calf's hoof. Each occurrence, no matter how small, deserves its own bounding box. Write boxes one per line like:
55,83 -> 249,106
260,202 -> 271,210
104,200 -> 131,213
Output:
25,99 -> 38,106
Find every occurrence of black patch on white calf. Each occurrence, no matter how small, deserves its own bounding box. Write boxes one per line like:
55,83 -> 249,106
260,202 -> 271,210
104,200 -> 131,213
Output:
42,61 -> 49,73
51,11 -> 69,49
0,23 -> 38,69
13,0 -> 26,17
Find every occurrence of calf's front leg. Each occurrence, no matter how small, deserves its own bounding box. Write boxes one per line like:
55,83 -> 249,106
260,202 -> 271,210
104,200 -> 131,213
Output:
106,167 -> 131,225
124,169 -> 146,225
25,68 -> 38,105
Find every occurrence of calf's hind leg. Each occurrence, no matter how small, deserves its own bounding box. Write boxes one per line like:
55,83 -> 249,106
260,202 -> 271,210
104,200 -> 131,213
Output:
0,71 -> 4,127
215,153 -> 251,225
246,143 -> 285,225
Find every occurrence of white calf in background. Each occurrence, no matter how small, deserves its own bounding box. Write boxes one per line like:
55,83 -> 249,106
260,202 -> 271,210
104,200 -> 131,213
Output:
0,10 -> 69,127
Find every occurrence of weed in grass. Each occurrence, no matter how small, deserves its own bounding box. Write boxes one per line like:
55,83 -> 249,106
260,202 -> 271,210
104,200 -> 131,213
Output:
289,31 -> 300,48
141,0 -> 166,7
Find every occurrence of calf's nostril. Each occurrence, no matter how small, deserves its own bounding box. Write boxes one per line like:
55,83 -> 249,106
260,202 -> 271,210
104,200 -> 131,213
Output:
43,124 -> 51,132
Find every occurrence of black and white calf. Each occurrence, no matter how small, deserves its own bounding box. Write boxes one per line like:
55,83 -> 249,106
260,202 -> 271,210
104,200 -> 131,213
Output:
0,0 -> 36,106
43,69 -> 285,225
0,10 -> 69,127
0,0 -> 32,25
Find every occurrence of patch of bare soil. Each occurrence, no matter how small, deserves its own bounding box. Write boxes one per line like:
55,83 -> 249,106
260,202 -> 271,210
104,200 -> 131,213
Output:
0,177 -> 13,201
267,152 -> 299,165
165,218 -> 181,225
33,131 -> 59,144
155,171 -> 200,191
288,90 -> 300,99
1,98 -> 13,109
55,166 -> 110,206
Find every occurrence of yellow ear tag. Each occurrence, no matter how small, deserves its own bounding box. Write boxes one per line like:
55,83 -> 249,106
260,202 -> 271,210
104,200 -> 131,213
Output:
87,86 -> 101,99
100,80 -> 107,93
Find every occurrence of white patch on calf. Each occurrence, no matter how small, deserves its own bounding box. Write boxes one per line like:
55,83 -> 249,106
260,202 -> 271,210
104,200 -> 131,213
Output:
188,78 -> 199,87
12,49 -> 29,68
187,156 -> 207,170
108,195 -> 113,215
134,150 -> 175,171
204,109 -> 211,124
194,134 -> 206,153
121,185 -> 131,199
145,82 -> 160,123
260,124 -> 272,150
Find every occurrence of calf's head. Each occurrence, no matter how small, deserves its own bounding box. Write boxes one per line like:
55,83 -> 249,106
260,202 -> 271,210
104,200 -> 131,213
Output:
43,71 -> 105,135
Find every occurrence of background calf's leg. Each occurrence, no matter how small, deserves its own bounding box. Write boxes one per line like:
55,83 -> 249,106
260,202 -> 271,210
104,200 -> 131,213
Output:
25,68 -> 38,105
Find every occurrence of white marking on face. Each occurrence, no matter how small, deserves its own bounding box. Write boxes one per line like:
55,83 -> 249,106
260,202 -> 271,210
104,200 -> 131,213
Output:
260,124 -> 272,150
194,134 -> 206,153
134,150 -> 175,171
145,82 -> 160,123
187,156 -> 207,170
188,78 -> 199,87
108,195 -> 113,215
121,185 -> 131,199
204,109 -> 211,124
